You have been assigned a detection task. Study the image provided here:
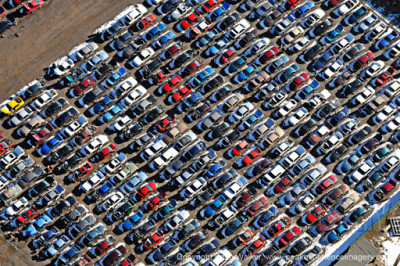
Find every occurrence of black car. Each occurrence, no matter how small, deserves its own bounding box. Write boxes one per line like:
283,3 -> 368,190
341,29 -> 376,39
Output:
175,134 -> 195,151
216,130 -> 240,149
301,245 -> 322,265
218,12 -> 240,31
201,75 -> 224,94
111,199 -> 136,221
139,57 -> 162,79
153,239 -> 177,262
159,0 -> 180,14
27,176 -> 55,199
347,126 -> 372,146
209,122 -> 230,139
131,219 -> 156,241
208,85 -> 233,103
22,80 -> 47,100
213,169 -> 237,188
252,159 -> 272,176
181,141 -> 207,163
0,16 -> 16,34
326,145 -> 348,163
123,122 -> 144,140
49,196 -> 77,218
255,244 -> 280,265
83,86 -> 106,106
58,153 -> 83,172
290,237 -> 312,255
59,205 -> 88,228
113,29 -> 135,50
338,78 -> 364,98
123,37 -> 146,59
341,43 -> 364,62
193,239 -> 220,261
311,19 -> 333,37
176,220 -> 200,240
102,21 -> 126,40
53,107 -> 79,128
130,132 -> 154,152
295,118 -> 318,137
94,62 -> 116,80
188,102 -> 212,121
44,98 -> 68,118
5,156 -> 35,179
236,29 -> 259,49
131,95 -> 157,116
16,167 -> 45,189
170,50 -> 195,69
50,143 -> 74,164
314,101 -> 340,120
262,10 -> 282,28
140,105 -> 165,125
185,231 -> 208,251
164,250 -> 185,266
191,187 -> 216,207
68,214 -> 96,238
303,43 -> 323,61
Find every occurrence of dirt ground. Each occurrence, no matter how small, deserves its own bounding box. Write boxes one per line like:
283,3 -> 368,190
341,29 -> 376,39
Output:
0,0 -> 138,102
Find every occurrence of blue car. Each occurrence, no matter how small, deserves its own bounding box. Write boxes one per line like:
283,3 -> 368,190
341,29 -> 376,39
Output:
40,134 -> 64,155
64,67 -> 87,86
255,206 -> 279,227
152,31 -> 176,49
235,65 -> 258,83
202,195 -> 228,218
292,1 -> 314,19
197,28 -> 219,48
313,48 -> 335,71
191,67 -> 215,87
347,6 -> 368,25
119,210 -> 144,232
206,160 -> 227,178
100,103 -> 124,124
208,2 -> 230,21
206,37 -> 229,56
179,92 -> 203,112
376,31 -> 399,49
24,214 -> 52,237
239,109 -> 265,131
327,222 -> 349,243
268,55 -> 290,73
226,55 -> 248,74
296,80 -> 319,101
224,216 -> 247,236
145,23 -> 167,41
93,92 -> 117,114
155,199 -> 178,220
32,226 -> 60,249
325,24 -> 344,43
277,64 -> 300,83
104,67 -> 127,88
91,181 -> 114,202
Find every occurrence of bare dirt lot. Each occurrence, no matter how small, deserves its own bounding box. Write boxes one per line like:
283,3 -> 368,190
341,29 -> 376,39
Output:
0,0 -> 138,102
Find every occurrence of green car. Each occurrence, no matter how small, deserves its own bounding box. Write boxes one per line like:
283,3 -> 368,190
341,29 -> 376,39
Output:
373,144 -> 394,162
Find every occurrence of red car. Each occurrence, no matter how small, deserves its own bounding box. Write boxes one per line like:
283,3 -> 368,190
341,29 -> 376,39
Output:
165,42 -> 184,59
162,75 -> 183,93
70,162 -> 93,182
374,178 -> 398,201
143,230 -> 164,250
180,12 -> 201,31
183,59 -> 204,76
285,0 -> 302,9
217,48 -> 237,65
103,245 -> 127,266
316,211 -> 340,233
376,67 -> 395,86
278,226 -> 302,247
232,140 -> 249,156
236,229 -> 254,246
98,144 -> 117,160
0,139 -> 14,156
152,69 -> 171,84
135,182 -> 157,202
23,0 -> 44,14
200,0 -> 221,13
95,238 -> 115,256
315,175 -> 338,194
16,206 -> 38,224
242,147 -> 262,165
246,197 -> 268,216
267,216 -> 291,238
31,123 -> 55,146
273,175 -> 293,194
305,204 -> 327,224
73,77 -> 95,95
0,6 -> 6,18
259,46 -> 279,64
172,85 -> 192,102
246,237 -> 266,256
137,13 -> 156,30
235,188 -> 258,208
353,52 -> 374,71
119,254 -> 137,266
288,73 -> 309,91
157,114 -> 176,132
147,191 -> 168,210
73,125 -> 98,146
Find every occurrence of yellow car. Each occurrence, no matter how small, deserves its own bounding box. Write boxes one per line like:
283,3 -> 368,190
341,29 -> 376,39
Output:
1,96 -> 24,115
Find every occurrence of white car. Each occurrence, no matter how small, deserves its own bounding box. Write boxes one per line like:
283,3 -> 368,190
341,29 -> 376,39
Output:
317,131 -> 343,155
207,250 -> 232,265
62,115 -> 88,138
99,192 -> 124,212
335,0 -> 359,16
182,177 -> 207,199
0,146 -> 25,170
282,107 -> 308,127
356,13 -> 378,33
80,172 -> 105,193
8,106 -> 33,127
149,147 -> 179,170
33,89 -> 58,109
294,193 -> 315,213
351,85 -> 374,106
275,99 -> 297,118
112,115 -> 132,132
382,113 -> 400,132
122,85 -> 147,108
129,47 -> 155,67
225,19 -> 250,40
80,135 -> 109,156
164,210 -> 190,232
332,33 -> 354,54
244,38 -> 270,56
288,36 -> 310,53
373,104 -> 396,124
384,41 -> 400,60
228,102 -> 254,123
321,60 -> 343,80
168,2 -> 191,21
364,60 -> 385,78
49,57 -> 74,76
281,26 -> 304,46
75,42 -> 99,61
2,197 -> 28,219
123,4 -> 147,25
301,8 -> 325,29
102,153 -> 127,174
112,77 -> 138,98
364,23 -> 386,42
349,160 -> 374,183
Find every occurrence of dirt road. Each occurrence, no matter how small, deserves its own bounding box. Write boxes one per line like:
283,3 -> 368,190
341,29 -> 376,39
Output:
0,0 -> 137,101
